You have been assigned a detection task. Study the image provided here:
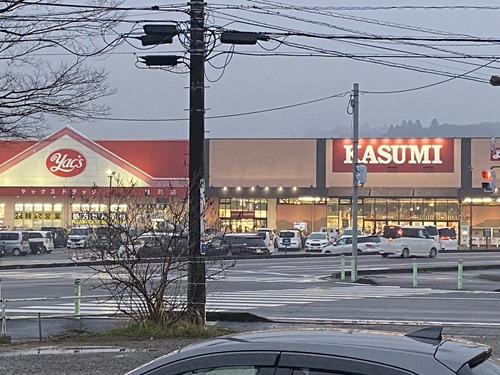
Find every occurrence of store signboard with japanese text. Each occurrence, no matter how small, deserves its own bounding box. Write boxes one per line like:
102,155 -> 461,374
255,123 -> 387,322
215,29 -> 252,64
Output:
332,138 -> 454,173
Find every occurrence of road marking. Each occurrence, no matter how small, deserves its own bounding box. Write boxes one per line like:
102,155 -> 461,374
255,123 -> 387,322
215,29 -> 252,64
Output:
5,285 -> 457,317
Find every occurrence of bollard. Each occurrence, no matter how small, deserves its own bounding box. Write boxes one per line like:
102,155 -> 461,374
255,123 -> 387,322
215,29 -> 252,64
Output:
74,278 -> 81,319
0,278 -> 11,343
351,256 -> 356,282
412,258 -> 418,287
340,254 -> 346,280
458,259 -> 463,290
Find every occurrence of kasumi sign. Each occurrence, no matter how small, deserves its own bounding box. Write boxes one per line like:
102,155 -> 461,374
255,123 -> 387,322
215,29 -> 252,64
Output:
46,149 -> 87,177
332,139 -> 454,173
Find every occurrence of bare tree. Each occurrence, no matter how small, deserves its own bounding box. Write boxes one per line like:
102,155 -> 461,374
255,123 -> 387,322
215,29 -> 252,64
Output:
0,0 -> 124,139
69,177 -> 234,324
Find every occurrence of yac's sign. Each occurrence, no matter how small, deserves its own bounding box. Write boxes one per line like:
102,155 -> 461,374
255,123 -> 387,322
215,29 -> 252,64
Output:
46,149 -> 87,177
332,139 -> 454,173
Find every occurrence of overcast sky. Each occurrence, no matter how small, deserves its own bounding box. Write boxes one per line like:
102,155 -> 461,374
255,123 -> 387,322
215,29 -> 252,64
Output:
51,0 -> 500,140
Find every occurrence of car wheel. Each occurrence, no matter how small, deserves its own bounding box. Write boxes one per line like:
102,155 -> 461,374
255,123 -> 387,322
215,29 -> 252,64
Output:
45,249 -> 52,254
401,248 -> 410,258
13,248 -> 21,256
41,246 -> 47,253
429,248 -> 437,258
381,253 -> 389,258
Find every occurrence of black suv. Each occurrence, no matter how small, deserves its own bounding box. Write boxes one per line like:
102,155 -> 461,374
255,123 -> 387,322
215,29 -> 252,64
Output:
215,234 -> 270,257
128,326 -> 500,375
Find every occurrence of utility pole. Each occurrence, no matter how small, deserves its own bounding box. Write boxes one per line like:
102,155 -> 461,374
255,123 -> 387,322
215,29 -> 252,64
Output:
351,83 -> 359,281
187,0 -> 206,324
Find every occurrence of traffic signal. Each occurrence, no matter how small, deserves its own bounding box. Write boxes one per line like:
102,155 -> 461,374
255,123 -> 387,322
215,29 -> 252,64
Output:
482,169 -> 496,193
355,164 -> 367,185
140,24 -> 178,46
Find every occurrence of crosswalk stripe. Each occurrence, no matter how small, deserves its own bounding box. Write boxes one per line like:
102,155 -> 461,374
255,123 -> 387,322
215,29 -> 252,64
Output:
5,285 -> 453,317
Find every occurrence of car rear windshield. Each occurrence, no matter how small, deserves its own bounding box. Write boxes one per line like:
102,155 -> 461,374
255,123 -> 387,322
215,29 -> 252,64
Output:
439,228 -> 457,238
280,232 -> 295,238
382,226 -> 402,239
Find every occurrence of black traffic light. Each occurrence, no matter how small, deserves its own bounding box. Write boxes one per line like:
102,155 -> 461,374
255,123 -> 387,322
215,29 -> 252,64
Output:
220,31 -> 270,45
482,169 -> 497,193
139,55 -> 181,67
140,24 -> 178,46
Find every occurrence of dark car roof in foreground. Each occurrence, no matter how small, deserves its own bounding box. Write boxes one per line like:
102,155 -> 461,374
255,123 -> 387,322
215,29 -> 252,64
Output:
131,327 -> 492,374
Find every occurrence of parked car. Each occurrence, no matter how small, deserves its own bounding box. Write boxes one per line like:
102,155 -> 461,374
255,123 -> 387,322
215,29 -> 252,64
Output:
40,226 -> 68,248
425,225 -> 440,243
322,235 -> 381,254
135,232 -> 189,259
341,227 -> 364,237
126,326 -> 500,375
219,234 -> 270,257
95,227 -> 122,250
304,231 -> 332,251
27,230 -> 54,254
379,225 -> 440,258
0,230 -> 30,256
67,226 -> 97,249
278,229 -> 302,251
256,228 -> 278,251
439,226 -> 459,250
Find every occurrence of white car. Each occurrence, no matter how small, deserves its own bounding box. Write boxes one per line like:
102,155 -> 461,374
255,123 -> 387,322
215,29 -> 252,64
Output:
379,225 -> 439,258
322,235 -> 381,254
438,227 -> 459,250
341,227 -> 363,237
304,232 -> 332,251
278,229 -> 302,251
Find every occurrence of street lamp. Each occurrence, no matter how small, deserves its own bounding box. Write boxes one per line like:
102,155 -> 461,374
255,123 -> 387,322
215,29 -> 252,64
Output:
106,170 -> 115,253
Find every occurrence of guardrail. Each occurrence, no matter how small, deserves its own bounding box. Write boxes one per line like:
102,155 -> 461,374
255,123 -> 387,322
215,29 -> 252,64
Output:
0,278 -> 121,342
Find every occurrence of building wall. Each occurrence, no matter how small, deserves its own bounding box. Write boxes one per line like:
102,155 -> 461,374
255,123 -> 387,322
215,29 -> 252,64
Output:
276,204 -> 327,232
471,138 -> 497,189
209,139 -> 317,187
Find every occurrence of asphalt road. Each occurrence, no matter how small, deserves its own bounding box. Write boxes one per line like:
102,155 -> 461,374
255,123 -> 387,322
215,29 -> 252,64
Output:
2,248 -> 500,341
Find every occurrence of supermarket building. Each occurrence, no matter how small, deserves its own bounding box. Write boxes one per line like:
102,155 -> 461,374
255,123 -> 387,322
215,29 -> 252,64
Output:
0,126 -> 498,246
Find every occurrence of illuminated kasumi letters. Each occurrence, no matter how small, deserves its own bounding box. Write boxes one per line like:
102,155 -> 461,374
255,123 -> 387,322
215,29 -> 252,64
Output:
332,139 -> 454,173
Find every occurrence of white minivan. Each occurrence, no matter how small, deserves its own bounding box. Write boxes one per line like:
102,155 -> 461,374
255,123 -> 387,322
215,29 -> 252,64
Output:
379,225 -> 439,258
278,229 -> 302,251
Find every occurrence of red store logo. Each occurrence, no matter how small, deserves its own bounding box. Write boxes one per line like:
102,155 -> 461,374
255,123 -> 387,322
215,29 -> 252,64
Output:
46,149 -> 87,177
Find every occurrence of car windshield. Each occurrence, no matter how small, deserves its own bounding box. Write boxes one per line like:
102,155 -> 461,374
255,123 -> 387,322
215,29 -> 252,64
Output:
71,229 -> 89,236
308,233 -> 326,240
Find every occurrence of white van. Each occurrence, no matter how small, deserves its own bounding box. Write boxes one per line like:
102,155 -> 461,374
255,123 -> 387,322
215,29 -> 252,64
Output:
379,225 -> 439,258
278,229 -> 302,251
28,231 -> 55,253
67,226 -> 97,249
0,231 -> 30,256
438,227 -> 459,250
256,228 -> 278,253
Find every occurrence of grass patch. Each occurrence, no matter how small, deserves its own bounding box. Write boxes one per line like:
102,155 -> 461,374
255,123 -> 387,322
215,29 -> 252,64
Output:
102,319 -> 236,340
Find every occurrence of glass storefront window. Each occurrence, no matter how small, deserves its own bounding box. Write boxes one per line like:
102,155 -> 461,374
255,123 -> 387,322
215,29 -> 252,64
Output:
399,199 -> 411,221
375,198 -> 386,219
13,202 -> 62,228
218,198 -> 268,231
410,199 -> 423,220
